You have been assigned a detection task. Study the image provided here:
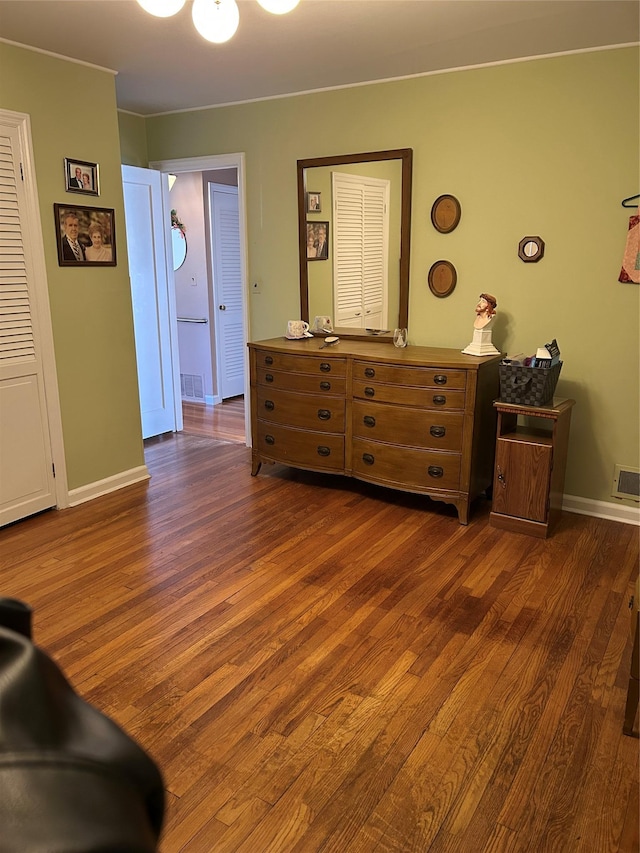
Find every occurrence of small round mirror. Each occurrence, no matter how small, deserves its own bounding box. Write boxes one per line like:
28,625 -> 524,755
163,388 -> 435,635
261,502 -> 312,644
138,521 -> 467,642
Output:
518,235 -> 545,263
171,226 -> 187,271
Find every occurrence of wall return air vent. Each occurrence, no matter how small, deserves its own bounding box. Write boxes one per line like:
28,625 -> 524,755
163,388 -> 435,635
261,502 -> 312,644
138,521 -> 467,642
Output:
612,465 -> 640,502
180,373 -> 204,401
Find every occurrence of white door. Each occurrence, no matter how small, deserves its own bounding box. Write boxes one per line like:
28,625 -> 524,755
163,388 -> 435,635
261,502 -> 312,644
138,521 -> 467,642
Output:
122,165 -> 181,438
210,184 -> 244,399
0,116 -> 62,526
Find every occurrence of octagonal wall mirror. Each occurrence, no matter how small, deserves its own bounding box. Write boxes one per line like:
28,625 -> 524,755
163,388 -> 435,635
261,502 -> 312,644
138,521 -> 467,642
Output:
297,148 -> 413,341
518,235 -> 545,263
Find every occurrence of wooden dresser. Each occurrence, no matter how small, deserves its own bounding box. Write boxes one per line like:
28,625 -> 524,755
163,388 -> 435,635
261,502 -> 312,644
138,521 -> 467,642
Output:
248,338 -> 501,524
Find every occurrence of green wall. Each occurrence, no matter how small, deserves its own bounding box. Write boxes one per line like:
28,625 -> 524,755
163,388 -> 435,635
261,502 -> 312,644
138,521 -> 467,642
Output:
118,111 -> 149,167
2,39 -> 638,509
140,47 -> 639,506
0,42 -> 144,491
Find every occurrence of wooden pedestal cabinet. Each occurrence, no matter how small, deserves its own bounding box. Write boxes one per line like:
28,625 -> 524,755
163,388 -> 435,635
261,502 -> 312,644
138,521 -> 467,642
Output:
249,338 -> 501,524
490,398 -> 575,538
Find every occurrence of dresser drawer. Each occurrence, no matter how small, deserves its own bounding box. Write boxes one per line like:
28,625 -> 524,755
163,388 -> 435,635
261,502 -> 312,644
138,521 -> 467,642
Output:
256,366 -> 346,396
352,379 -> 465,410
257,386 -> 345,432
353,439 -> 461,491
353,361 -> 466,390
257,422 -> 344,470
352,400 -> 463,451
255,350 -> 347,377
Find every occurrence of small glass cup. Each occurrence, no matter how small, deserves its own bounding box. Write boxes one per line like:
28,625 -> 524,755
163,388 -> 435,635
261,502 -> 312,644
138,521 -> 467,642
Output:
393,328 -> 408,348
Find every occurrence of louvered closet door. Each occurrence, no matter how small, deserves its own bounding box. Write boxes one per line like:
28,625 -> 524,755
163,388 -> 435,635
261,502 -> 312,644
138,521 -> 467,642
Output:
0,125 -> 56,526
211,186 -> 244,399
332,172 -> 389,328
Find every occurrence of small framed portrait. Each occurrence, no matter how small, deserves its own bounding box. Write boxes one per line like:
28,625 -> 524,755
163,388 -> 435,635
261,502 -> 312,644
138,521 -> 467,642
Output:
306,191 -> 322,213
54,203 -> 116,267
64,158 -> 99,196
306,220 -> 329,261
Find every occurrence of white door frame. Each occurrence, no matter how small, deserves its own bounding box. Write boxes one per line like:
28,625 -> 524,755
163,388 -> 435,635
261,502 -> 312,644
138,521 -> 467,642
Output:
1,109 -> 68,510
149,153 -> 250,444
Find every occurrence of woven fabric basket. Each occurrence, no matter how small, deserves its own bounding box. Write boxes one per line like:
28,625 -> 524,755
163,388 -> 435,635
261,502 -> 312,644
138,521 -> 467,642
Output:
499,361 -> 562,407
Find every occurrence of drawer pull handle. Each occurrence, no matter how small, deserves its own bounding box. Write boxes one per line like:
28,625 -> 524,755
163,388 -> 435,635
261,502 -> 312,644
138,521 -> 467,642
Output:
364,387 -> 375,397
317,409 -> 331,421
265,373 -> 274,383
430,425 -> 446,438
363,415 -> 376,428
317,446 -> 331,457
433,395 -> 446,406
434,374 -> 447,385
265,356 -> 273,366
362,453 -> 375,465
364,367 -> 375,378
428,466 -> 444,478
320,362 -> 331,373
264,400 -> 275,411
265,434 -> 275,446
497,465 -> 506,488
319,381 -> 331,391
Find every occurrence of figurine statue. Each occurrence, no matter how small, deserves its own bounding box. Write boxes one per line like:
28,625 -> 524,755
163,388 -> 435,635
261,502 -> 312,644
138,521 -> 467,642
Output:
463,292 -> 500,356
473,293 -> 497,329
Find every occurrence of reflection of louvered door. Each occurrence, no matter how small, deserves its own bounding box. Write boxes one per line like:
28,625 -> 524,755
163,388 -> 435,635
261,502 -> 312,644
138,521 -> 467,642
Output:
332,172 -> 389,328
0,120 -> 56,526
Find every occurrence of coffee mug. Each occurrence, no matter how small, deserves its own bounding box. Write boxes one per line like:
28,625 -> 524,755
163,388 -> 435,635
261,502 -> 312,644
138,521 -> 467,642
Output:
313,315 -> 333,332
287,320 -> 310,338
312,315 -> 333,332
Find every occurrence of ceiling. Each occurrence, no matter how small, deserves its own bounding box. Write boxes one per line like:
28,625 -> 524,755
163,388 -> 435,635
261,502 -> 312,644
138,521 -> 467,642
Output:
1,0 -> 638,116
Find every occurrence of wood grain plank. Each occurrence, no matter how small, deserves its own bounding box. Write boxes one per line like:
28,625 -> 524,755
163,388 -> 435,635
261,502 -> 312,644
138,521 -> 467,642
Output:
0,433 -> 636,853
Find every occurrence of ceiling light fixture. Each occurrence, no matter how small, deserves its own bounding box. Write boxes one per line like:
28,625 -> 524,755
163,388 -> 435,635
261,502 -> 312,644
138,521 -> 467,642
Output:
137,0 -> 186,17
192,0 -> 240,43
256,0 -> 300,13
136,0 -> 300,44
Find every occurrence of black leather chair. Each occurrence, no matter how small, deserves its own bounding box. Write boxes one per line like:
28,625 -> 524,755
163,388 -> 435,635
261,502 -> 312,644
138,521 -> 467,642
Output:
0,598 -> 165,852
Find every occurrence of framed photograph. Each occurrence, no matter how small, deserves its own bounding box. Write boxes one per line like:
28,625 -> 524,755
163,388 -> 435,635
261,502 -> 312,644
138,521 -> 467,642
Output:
306,221 -> 329,261
64,158 -> 99,196
54,203 -> 116,267
306,191 -> 322,213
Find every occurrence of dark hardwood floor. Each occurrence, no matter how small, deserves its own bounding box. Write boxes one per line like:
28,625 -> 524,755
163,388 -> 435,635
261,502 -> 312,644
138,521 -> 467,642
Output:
1,433 -> 638,852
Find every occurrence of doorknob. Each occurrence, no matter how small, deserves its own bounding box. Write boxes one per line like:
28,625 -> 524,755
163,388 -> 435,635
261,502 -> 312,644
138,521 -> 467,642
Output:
219,304 -> 226,310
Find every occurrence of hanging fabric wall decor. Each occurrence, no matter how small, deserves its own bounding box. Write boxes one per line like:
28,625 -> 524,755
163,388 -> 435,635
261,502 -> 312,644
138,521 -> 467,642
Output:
619,206 -> 640,284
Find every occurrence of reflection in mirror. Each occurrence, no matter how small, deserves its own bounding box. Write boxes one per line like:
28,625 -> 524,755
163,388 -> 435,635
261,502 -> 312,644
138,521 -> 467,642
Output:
297,149 -> 412,341
171,226 -> 187,271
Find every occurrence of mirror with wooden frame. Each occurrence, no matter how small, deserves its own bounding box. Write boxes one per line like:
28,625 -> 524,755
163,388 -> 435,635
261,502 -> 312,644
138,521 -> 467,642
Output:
297,148 -> 413,341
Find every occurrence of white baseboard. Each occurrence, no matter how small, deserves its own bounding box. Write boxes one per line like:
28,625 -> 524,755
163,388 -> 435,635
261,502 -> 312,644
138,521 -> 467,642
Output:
562,494 -> 640,526
67,465 -> 150,507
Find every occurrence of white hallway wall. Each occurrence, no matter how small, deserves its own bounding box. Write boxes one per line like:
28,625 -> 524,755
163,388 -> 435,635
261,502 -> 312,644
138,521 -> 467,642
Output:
170,172 -> 214,401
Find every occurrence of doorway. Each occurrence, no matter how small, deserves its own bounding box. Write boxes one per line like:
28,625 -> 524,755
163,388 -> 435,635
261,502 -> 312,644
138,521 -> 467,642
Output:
149,153 -> 251,444
182,396 -> 245,442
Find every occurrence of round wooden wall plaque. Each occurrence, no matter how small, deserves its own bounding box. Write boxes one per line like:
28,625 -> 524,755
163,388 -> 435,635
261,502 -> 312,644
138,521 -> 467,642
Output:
431,194 -> 461,233
428,260 -> 457,298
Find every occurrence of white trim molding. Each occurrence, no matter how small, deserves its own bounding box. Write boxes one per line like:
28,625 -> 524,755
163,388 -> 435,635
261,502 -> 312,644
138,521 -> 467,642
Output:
562,494 -> 640,526
68,466 -> 150,507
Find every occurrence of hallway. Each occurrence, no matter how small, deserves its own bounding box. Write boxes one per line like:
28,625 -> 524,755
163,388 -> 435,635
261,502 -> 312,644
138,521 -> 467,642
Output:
181,397 -> 245,443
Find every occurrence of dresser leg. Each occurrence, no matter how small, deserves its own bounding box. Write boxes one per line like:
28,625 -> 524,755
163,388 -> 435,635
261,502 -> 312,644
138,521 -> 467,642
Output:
251,455 -> 262,476
457,500 -> 469,525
